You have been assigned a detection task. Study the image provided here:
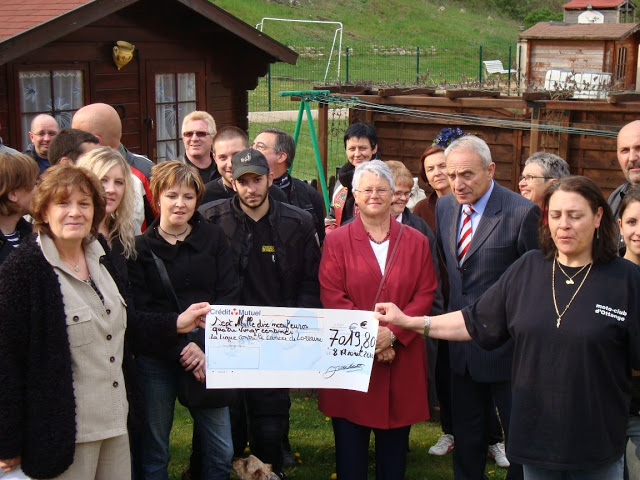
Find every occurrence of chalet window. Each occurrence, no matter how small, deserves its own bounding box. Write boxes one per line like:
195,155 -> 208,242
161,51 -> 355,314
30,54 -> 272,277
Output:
154,73 -> 196,162
18,70 -> 83,149
615,47 -> 627,83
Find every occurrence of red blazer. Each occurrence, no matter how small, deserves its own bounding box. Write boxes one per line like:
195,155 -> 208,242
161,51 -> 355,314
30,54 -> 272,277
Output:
318,216 -> 436,429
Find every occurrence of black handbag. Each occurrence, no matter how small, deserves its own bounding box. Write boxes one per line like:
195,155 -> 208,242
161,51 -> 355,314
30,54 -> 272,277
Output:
149,248 -> 237,409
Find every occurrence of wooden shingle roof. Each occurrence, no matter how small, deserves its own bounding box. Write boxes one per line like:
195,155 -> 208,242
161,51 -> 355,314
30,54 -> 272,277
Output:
520,21 -> 640,40
0,0 -> 297,65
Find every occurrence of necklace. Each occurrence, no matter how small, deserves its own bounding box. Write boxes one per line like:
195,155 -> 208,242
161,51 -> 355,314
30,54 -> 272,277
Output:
60,254 -> 83,273
552,258 -> 592,328
158,224 -> 189,239
556,261 -> 590,285
366,228 -> 391,244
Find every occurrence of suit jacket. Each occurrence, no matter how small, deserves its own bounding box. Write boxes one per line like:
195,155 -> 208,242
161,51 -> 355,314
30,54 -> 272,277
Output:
436,182 -> 539,382
318,216 -> 436,429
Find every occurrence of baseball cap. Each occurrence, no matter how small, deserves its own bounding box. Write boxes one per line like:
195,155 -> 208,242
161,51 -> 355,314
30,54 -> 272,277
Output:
231,148 -> 269,180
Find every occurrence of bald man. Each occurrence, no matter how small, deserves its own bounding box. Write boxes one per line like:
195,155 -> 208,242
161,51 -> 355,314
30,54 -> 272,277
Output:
24,114 -> 59,175
72,102 -> 156,232
72,103 -> 153,179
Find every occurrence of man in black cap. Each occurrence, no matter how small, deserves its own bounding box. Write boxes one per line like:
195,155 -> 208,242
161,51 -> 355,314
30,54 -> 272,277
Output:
198,148 -> 321,479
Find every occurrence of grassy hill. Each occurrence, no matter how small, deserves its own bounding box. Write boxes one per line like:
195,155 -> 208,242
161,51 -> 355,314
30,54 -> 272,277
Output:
213,0 -> 522,49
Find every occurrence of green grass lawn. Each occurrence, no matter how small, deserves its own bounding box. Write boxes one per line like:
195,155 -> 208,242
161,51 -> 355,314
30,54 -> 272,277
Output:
168,390 -> 509,480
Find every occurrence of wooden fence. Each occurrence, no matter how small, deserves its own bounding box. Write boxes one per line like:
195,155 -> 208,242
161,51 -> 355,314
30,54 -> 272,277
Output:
316,92 -> 640,198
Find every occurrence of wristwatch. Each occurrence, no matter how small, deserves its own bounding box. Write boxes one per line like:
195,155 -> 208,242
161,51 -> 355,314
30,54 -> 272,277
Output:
424,315 -> 431,337
389,331 -> 396,347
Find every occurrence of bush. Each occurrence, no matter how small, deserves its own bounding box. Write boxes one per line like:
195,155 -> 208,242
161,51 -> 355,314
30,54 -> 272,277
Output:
524,8 -> 564,28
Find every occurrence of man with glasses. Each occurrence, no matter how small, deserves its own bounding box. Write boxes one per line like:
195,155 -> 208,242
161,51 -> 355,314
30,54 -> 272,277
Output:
24,114 -> 59,175
436,135 -> 539,480
253,128 -> 325,243
518,152 -> 569,208
173,111 -> 219,183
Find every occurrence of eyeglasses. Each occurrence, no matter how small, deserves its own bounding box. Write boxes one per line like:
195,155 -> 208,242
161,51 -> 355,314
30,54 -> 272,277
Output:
182,130 -> 210,138
393,190 -> 414,200
252,142 -> 277,152
31,130 -> 58,138
518,174 -> 551,183
354,188 -> 392,197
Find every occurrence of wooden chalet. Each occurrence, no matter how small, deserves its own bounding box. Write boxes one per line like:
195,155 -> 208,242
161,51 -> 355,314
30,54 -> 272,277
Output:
517,22 -> 640,91
563,0 -> 636,23
0,0 -> 297,162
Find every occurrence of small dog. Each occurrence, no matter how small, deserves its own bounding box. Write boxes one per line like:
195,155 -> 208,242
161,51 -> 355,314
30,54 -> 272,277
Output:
232,455 -> 280,480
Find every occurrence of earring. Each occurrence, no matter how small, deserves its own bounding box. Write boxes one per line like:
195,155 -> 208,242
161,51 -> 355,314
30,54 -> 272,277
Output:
596,227 -> 600,239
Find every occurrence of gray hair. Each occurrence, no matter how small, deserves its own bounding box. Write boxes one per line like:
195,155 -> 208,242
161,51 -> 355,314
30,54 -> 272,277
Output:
524,152 -> 570,180
352,159 -> 395,191
445,135 -> 492,169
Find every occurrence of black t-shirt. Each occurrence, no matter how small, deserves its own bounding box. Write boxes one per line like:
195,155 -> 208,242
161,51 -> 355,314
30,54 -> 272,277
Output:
463,250 -> 640,470
241,215 -> 283,307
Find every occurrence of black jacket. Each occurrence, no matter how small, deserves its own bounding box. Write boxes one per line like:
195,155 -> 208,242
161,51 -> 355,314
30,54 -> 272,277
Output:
0,217 -> 32,266
198,196 -> 321,308
127,212 -> 240,361
282,176 -> 325,244
0,236 -> 177,479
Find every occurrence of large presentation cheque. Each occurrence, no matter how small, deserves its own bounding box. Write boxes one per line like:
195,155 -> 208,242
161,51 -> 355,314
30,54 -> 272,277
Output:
205,305 -> 378,392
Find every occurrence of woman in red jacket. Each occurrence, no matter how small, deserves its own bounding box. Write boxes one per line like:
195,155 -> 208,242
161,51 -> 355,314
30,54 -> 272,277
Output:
318,160 -> 437,480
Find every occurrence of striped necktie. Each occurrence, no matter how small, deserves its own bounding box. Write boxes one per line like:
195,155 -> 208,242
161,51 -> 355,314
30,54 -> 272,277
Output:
457,205 -> 474,265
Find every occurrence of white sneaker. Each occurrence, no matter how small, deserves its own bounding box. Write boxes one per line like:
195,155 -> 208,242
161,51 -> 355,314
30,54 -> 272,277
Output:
428,433 -> 454,455
488,442 -> 510,468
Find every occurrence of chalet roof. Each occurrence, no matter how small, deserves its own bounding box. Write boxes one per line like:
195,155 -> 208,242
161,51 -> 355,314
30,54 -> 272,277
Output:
564,0 -> 633,9
520,21 -> 640,40
0,0 -> 297,65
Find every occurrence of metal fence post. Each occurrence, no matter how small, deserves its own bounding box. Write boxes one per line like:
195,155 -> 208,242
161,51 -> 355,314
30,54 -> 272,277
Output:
346,46 -> 350,84
517,44 -> 522,95
507,44 -> 512,95
479,45 -> 483,82
416,46 -> 420,85
268,63 -> 272,112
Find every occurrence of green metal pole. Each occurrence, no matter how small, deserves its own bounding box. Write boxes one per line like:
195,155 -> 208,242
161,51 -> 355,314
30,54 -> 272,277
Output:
291,101 -> 305,157
479,45 -> 483,82
346,46 -> 350,84
278,90 -> 332,213
268,64 -> 272,112
416,46 -> 420,85
304,102 -> 330,213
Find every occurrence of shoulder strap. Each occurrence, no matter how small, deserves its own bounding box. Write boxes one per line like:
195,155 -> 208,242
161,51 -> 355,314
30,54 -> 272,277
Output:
149,248 -> 182,312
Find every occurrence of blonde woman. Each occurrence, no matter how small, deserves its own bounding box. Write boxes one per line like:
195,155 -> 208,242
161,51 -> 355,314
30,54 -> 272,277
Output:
77,146 -> 137,276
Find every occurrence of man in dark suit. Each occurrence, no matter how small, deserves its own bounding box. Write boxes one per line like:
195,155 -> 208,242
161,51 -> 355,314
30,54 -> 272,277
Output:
436,135 -> 539,480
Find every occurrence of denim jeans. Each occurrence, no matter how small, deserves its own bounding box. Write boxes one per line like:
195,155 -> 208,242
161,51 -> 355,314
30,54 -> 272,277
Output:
523,456 -> 624,480
626,415 -> 640,480
133,355 -> 233,480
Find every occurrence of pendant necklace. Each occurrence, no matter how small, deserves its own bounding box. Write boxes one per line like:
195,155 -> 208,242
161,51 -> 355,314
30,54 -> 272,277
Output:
60,255 -> 83,273
158,224 -> 189,239
552,258 -> 592,328
556,261 -> 589,285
